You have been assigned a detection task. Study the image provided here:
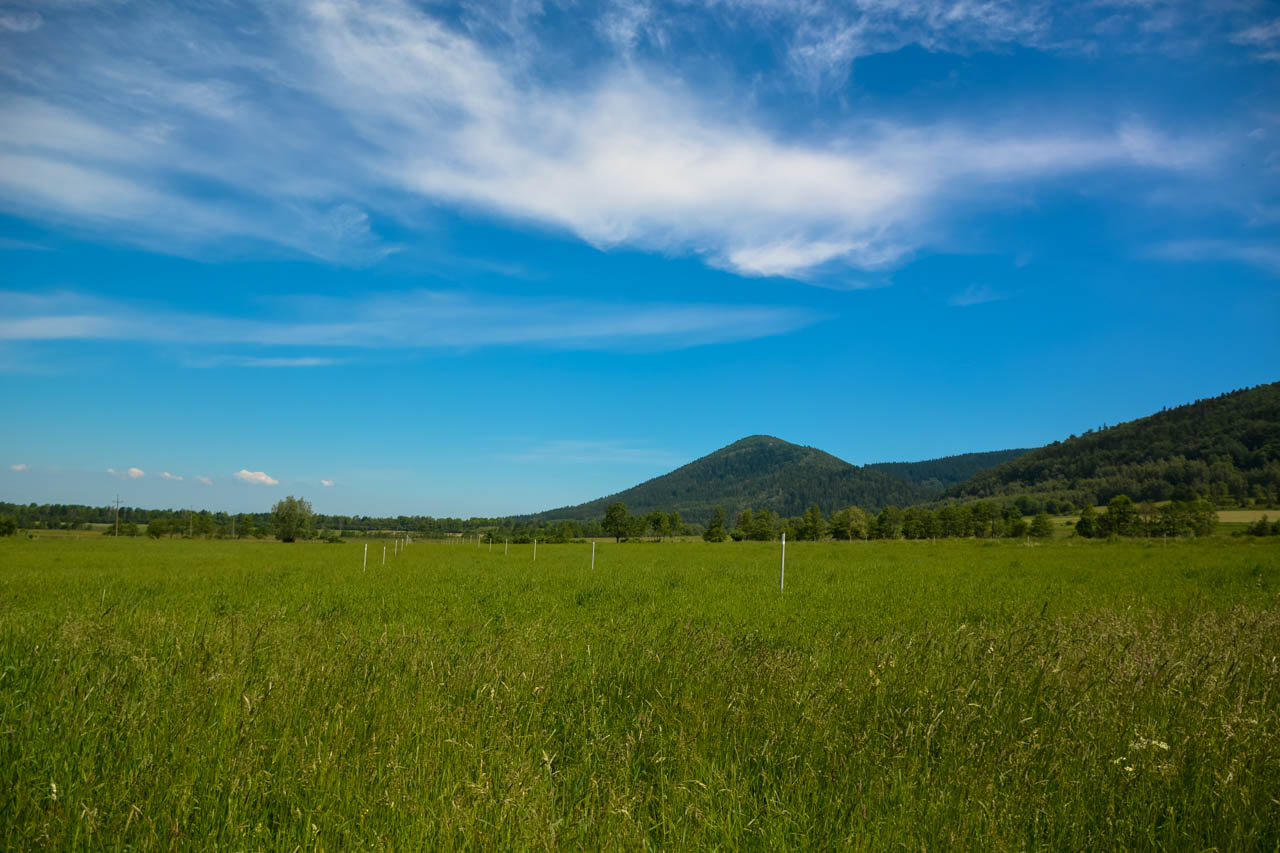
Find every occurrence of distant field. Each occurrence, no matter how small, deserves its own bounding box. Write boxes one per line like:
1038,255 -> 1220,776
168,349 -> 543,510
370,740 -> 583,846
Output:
1216,509 -> 1278,523
2,538 -> 1278,849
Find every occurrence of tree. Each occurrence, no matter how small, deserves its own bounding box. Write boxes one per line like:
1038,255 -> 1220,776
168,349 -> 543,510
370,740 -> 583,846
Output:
703,506 -> 727,542
0,514 -> 16,536
667,511 -> 683,538
749,509 -> 778,541
602,502 -> 630,542
1098,494 -> 1138,537
1030,512 -> 1054,539
646,510 -> 668,541
1075,505 -> 1097,538
829,505 -> 868,540
800,504 -> 825,541
871,506 -> 903,539
272,496 -> 314,543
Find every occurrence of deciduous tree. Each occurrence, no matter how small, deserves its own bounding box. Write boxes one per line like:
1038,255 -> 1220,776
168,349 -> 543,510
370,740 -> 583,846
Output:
272,496 -> 314,543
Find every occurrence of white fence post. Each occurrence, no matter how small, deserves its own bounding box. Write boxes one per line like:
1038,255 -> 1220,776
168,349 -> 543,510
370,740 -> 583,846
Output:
780,532 -> 786,592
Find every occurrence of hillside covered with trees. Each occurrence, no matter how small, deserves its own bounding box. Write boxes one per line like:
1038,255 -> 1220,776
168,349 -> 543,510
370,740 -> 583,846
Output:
865,448 -> 1030,491
945,383 -> 1280,508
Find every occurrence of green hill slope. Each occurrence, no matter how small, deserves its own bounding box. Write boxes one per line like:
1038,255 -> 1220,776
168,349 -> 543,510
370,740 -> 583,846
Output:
946,382 -> 1280,507
866,448 -> 1031,492
530,435 -> 936,524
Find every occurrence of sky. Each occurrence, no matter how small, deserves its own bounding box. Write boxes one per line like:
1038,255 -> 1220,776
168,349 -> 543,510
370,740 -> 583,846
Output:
1,0 -> 1278,517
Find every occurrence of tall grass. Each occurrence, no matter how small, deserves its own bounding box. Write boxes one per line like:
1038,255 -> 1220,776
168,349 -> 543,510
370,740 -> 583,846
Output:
2,537 -> 1277,849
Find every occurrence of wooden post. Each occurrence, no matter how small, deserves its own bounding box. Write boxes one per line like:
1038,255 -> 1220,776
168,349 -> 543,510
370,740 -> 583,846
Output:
591,541 -> 596,570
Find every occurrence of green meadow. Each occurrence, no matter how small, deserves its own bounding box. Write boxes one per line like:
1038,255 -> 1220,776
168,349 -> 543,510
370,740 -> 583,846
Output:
2,537 -> 1278,850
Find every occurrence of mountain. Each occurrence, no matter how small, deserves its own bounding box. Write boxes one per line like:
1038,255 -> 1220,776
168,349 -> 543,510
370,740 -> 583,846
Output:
945,382 -> 1280,507
865,449 -> 1031,492
530,435 -> 937,524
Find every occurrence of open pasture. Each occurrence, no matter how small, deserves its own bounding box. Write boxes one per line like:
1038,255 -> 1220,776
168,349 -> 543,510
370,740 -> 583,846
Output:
2,537 -> 1278,850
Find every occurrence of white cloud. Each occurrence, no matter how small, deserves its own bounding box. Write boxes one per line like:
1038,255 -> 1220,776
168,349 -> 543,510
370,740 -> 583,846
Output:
196,476 -> 213,485
127,467 -> 145,479
949,284 -> 1011,307
0,0 -> 1217,280
321,479 -> 334,486
10,463 -> 28,471
235,469 -> 279,486
160,471 -> 183,480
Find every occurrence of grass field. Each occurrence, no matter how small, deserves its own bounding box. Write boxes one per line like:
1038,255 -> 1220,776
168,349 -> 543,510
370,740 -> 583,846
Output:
2,537 -> 1278,850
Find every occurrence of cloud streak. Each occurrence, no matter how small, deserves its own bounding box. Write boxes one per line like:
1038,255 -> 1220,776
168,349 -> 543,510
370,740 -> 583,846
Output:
10,463 -> 28,471
1148,240 -> 1280,275
949,284 -> 1011,307
0,289 -> 823,353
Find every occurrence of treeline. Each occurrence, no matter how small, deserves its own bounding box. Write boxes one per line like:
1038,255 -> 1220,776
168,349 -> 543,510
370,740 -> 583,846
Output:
695,495 -> 1220,542
947,383 -> 1280,508
1073,497 -> 1218,538
717,502 -> 1058,541
0,501 -> 535,538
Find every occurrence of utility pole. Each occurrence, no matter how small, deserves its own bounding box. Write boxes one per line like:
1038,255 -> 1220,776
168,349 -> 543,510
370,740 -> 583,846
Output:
113,495 -> 121,537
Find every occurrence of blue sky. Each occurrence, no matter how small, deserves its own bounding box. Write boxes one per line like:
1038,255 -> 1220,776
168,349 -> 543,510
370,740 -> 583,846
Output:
1,0 -> 1278,517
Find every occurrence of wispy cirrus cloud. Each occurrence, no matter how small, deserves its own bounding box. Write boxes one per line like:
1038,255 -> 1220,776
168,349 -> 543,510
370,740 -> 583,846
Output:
185,355 -> 345,369
0,11 -> 41,33
196,476 -> 213,485
1231,18 -> 1280,61
0,0 -> 1223,280
1147,239 -> 1280,275
160,471 -> 183,481
10,463 -> 28,471
0,289 -> 822,353
234,469 -> 278,486
320,479 -> 334,487
107,466 -> 146,479
949,284 -> 1012,307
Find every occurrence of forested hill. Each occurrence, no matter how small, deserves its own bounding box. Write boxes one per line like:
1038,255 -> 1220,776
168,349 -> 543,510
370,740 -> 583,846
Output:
530,435 -> 936,524
866,448 -> 1031,491
945,382 -> 1280,507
